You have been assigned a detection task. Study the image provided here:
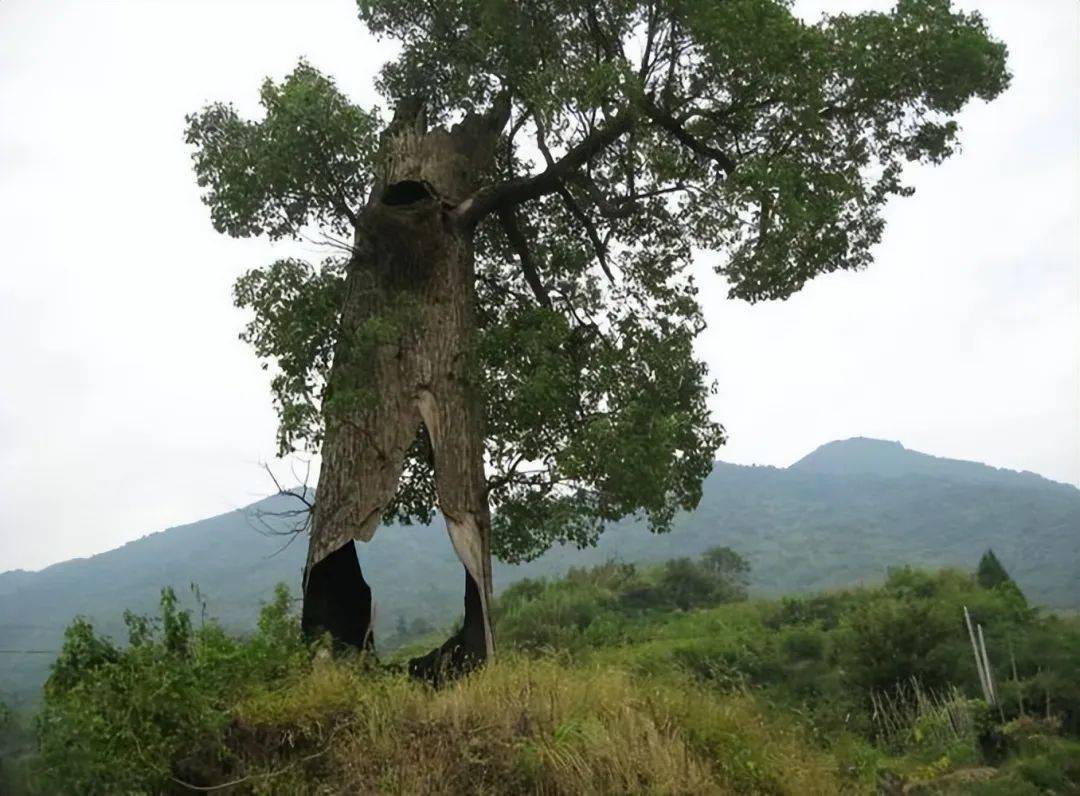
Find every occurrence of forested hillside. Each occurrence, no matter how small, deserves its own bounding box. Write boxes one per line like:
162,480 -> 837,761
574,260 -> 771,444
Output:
2,438 -> 1077,707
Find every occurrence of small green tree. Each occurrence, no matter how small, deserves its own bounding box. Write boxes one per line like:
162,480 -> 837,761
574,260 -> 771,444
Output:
702,547 -> 751,587
658,548 -> 751,609
186,0 -> 1009,671
976,549 -> 1012,590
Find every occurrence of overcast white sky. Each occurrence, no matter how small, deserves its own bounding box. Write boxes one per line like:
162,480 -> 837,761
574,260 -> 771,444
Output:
1,0 -> 1077,572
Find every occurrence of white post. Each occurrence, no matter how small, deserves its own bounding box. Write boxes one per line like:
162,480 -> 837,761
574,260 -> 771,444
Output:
964,606 -> 991,702
978,623 -> 996,706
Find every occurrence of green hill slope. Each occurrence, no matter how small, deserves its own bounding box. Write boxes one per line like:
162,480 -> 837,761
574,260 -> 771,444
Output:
2,438 -> 1077,708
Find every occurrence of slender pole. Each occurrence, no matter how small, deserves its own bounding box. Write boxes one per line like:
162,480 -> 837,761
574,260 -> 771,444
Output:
1010,641 -> 1024,716
964,606 -> 991,702
977,623 -> 998,710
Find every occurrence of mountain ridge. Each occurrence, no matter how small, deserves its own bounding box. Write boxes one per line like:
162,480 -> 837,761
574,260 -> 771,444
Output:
791,436 -> 1074,489
4,437 -> 1073,581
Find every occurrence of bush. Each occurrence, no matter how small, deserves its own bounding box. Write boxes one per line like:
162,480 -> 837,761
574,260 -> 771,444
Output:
35,584 -> 306,794
763,591 -> 854,630
495,551 -> 750,651
841,596 -> 957,693
18,563 -> 1080,795
781,627 -> 826,662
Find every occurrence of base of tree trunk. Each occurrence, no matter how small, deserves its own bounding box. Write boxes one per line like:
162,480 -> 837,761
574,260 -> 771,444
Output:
301,541 -> 374,652
407,569 -> 488,686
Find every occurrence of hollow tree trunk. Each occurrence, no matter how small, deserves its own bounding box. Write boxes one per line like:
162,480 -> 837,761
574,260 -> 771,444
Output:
302,102 -> 506,680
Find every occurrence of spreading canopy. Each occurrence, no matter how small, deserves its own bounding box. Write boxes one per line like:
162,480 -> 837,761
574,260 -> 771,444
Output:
186,0 -> 1008,562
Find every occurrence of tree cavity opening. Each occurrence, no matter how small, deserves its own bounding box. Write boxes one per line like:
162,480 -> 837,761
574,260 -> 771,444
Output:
382,180 -> 435,206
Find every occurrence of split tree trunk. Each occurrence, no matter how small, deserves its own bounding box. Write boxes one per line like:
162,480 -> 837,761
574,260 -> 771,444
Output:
301,102 -> 507,681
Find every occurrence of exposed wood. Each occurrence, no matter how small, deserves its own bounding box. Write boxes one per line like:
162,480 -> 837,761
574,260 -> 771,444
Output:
977,623 -> 998,707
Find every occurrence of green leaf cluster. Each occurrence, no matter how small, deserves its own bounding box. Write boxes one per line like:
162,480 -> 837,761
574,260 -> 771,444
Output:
185,61 -> 379,240
233,257 -> 346,454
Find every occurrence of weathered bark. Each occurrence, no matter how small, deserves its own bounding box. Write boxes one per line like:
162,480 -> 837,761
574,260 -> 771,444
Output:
302,101 -> 507,678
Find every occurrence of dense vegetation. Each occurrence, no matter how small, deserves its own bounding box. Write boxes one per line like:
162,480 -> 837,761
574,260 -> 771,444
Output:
3,551 -> 1078,794
4,439 -> 1077,709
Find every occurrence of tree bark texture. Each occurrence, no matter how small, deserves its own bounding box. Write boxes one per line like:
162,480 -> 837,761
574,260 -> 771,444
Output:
302,104 -> 507,679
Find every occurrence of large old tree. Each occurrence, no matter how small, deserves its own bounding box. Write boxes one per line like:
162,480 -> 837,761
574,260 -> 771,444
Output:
186,0 -> 1007,677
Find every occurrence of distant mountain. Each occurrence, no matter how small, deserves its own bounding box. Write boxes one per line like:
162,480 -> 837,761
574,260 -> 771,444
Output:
792,437 -> 1067,488
2,438 -> 1077,707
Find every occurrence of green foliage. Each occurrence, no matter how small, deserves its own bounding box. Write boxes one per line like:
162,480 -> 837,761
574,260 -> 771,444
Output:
658,552 -> 748,610
232,258 -> 346,454
0,702 -> 35,796
6,447 -> 1077,709
491,561 -> 1080,792
184,60 -> 378,241
479,257 -> 724,559
35,585 -> 307,794
16,562 -> 1080,793
834,567 -> 1033,697
495,548 -> 750,650
362,0 -> 1009,301
842,594 -> 957,693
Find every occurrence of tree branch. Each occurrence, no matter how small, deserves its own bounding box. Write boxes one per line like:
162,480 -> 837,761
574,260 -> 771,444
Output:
497,205 -> 552,308
458,109 -> 636,225
555,184 -> 616,283
641,98 -> 736,175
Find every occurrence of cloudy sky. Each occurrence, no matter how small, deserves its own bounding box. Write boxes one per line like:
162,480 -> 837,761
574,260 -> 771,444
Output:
1,0 -> 1077,572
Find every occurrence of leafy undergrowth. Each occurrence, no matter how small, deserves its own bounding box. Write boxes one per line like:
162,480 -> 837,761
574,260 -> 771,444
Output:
8,554 -> 1080,794
492,561 -> 1080,794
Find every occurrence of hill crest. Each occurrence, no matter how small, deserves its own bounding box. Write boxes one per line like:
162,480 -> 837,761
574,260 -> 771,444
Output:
790,437 -> 1067,489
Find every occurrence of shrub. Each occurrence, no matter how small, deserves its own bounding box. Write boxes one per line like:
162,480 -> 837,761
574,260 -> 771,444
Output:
21,563 -> 1080,795
658,557 -> 724,610
495,552 -> 750,651
841,597 -> 957,694
763,591 -> 853,630
781,627 -> 826,662
35,584 -> 306,794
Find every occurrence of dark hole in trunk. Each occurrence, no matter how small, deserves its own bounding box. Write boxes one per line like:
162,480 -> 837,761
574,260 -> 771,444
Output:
301,540 -> 374,651
382,180 -> 435,206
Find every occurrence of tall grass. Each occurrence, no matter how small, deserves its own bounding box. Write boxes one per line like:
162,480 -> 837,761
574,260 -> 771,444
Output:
225,655 -> 846,795
870,677 -> 975,751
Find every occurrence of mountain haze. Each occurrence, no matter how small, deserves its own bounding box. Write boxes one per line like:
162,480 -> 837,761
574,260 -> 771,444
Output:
2,437 -> 1077,707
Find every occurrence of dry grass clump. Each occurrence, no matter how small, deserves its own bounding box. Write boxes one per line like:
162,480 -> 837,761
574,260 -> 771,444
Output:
227,655 -> 845,794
